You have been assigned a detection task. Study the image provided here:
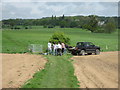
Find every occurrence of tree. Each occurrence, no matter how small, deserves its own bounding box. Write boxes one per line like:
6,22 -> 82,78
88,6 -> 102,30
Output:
62,14 -> 65,19
59,20 -> 67,28
52,15 -> 54,20
8,19 -> 16,29
48,24 -> 54,28
87,15 -> 98,32
104,22 -> 116,33
49,32 -> 70,44
103,18 -> 116,33
69,21 -> 78,28
55,15 -> 57,20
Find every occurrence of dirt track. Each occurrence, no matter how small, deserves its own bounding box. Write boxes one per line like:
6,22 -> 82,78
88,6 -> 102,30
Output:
72,51 -> 118,88
2,53 -> 47,88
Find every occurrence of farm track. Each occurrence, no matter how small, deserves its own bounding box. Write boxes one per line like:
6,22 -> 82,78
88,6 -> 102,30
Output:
72,51 -> 118,88
1,51 -> 119,88
2,53 -> 47,88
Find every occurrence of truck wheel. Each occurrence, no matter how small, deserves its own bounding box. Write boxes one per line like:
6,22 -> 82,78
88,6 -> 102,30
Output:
80,50 -> 85,56
95,49 -> 100,55
71,51 -> 77,55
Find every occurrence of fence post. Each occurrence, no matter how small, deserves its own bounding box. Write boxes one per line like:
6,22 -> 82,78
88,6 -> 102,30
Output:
106,45 -> 108,50
116,45 -> 117,50
33,44 -> 35,52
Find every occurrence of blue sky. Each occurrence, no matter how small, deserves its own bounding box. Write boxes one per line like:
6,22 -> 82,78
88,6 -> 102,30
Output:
2,1 -> 119,20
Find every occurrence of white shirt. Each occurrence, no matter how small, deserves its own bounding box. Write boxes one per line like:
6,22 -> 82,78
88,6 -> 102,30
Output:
53,44 -> 56,49
57,44 -> 62,49
48,43 -> 52,48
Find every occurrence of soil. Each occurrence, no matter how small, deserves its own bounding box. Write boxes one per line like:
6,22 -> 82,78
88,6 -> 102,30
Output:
71,51 -> 118,88
2,53 -> 47,88
1,51 -> 119,88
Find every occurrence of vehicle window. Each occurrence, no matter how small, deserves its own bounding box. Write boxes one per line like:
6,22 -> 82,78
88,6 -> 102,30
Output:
77,43 -> 82,46
89,42 -> 94,45
86,43 -> 90,46
85,42 -> 94,46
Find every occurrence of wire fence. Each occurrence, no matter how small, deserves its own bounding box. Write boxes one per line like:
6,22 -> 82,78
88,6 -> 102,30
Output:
28,44 -> 43,53
2,44 -> 43,54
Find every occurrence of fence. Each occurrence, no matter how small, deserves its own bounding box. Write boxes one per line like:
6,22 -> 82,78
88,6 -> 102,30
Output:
28,44 -> 43,53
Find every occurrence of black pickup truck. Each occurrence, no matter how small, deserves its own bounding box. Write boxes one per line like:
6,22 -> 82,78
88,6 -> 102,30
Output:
71,42 -> 100,55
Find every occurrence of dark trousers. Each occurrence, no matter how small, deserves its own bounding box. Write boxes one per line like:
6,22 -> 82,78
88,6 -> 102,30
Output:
57,48 -> 62,56
62,48 -> 64,53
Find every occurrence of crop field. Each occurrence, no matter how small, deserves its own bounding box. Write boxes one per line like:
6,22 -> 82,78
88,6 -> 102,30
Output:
2,26 -> 118,53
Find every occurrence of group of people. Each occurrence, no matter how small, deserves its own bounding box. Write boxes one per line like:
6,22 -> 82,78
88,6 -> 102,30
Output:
47,41 -> 66,56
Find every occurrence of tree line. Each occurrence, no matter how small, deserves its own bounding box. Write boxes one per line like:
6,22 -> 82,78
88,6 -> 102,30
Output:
2,15 -> 119,33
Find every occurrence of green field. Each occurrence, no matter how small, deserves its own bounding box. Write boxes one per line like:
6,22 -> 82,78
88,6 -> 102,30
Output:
2,26 -> 118,53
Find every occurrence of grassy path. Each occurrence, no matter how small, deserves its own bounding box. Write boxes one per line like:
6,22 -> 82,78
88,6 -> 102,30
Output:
22,55 -> 79,88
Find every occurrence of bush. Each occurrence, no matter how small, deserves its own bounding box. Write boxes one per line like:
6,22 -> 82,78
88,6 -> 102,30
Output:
49,32 -> 70,44
14,26 -> 21,29
69,21 -> 78,28
104,22 -> 116,33
43,25 -> 47,28
25,27 -> 28,29
48,25 -> 54,28
59,20 -> 67,28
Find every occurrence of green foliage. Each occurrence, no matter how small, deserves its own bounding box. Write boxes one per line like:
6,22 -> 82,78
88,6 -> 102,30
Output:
48,24 -> 54,28
62,14 -> 65,19
94,17 -> 117,33
22,55 -> 79,88
70,21 -> 78,28
59,20 -> 67,28
43,25 -> 47,28
2,15 -> 118,32
87,15 -> 99,33
49,32 -> 70,44
104,22 -> 116,33
104,18 -> 116,34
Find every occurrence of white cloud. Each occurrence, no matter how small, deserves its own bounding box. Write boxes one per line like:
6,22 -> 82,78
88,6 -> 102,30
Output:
2,0 -> 32,2
2,0 -> 120,2
0,3 -> 2,20
2,2 -> 118,20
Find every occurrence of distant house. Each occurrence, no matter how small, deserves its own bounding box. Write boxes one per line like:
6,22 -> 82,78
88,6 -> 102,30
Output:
75,19 -> 80,21
98,21 -> 105,26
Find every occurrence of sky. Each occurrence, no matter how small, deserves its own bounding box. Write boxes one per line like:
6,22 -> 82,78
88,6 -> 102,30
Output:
1,0 -> 119,20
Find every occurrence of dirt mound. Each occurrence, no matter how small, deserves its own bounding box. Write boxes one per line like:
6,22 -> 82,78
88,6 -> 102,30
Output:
71,51 -> 118,88
2,53 -> 47,88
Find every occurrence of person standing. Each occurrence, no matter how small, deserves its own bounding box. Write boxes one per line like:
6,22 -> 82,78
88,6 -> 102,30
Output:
53,42 -> 58,56
61,42 -> 66,55
57,42 -> 62,56
48,41 -> 52,55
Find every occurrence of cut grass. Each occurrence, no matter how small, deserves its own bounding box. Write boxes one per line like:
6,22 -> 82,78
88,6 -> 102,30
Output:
21,54 -> 79,88
2,27 -> 118,53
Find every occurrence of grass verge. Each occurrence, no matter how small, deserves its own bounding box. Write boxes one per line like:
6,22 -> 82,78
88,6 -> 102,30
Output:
21,54 -> 79,88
